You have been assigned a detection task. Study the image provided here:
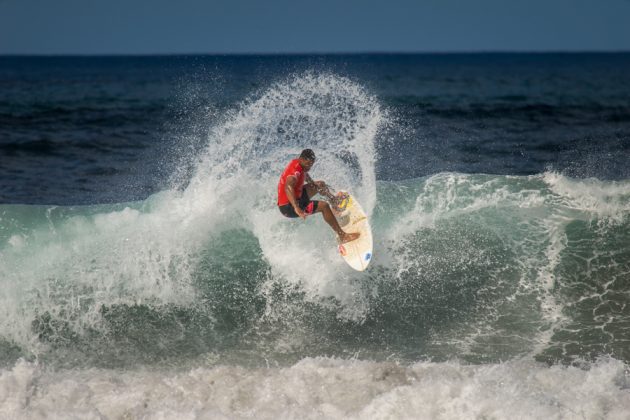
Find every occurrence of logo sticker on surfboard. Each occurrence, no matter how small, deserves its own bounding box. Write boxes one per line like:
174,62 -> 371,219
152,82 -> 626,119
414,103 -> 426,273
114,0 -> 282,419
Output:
334,192 -> 351,212
334,191 -> 373,272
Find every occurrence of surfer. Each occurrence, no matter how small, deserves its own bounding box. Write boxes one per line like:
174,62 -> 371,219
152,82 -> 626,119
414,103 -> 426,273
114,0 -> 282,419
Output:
278,149 -> 360,244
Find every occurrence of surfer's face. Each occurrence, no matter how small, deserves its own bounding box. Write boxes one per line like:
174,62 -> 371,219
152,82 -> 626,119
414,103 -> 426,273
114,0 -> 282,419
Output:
300,158 -> 315,172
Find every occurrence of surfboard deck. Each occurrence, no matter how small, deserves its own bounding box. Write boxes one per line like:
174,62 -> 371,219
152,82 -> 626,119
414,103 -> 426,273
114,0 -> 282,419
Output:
333,191 -> 373,271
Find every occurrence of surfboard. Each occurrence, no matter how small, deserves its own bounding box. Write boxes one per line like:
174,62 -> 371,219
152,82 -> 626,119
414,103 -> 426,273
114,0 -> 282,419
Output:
333,191 -> 373,271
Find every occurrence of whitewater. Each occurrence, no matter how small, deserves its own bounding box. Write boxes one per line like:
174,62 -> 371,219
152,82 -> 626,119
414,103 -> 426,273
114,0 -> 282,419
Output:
1,73 -> 629,418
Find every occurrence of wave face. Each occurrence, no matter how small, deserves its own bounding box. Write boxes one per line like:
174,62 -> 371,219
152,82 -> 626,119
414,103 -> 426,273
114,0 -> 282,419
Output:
0,71 -> 629,367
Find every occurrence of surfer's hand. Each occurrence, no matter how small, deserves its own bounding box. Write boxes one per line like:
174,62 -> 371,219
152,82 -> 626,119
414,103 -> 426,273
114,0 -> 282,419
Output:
295,207 -> 307,220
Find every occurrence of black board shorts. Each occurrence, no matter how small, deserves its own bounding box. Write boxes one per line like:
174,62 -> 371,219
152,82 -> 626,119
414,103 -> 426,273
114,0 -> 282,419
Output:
278,193 -> 320,218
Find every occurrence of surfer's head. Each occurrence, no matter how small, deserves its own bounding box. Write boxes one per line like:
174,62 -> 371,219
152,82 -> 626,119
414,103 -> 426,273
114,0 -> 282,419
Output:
299,149 -> 316,171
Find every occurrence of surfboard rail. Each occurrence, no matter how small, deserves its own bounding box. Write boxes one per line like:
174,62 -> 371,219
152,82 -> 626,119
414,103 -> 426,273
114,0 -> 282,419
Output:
333,191 -> 373,271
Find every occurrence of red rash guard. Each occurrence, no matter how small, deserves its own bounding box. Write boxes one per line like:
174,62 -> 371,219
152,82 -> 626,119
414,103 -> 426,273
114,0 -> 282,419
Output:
277,159 -> 305,206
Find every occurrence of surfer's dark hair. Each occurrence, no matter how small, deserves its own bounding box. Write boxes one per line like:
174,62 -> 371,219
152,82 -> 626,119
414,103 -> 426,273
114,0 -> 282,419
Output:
300,149 -> 316,161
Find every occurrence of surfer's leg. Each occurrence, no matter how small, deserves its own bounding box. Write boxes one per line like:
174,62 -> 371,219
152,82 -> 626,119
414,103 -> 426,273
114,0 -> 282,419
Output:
315,201 -> 360,243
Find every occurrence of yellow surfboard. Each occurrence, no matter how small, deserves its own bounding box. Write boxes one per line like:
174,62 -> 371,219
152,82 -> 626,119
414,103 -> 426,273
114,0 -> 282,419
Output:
333,191 -> 373,271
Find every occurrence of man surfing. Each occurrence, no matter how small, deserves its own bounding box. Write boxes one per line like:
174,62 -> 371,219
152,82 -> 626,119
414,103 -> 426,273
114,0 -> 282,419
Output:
277,149 -> 360,244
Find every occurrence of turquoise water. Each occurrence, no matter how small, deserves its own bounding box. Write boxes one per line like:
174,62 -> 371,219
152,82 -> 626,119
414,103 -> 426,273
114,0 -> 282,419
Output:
2,170 -> 629,370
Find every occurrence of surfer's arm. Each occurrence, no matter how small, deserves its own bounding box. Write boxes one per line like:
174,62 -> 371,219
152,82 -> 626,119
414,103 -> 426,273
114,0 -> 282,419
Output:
285,176 -> 306,219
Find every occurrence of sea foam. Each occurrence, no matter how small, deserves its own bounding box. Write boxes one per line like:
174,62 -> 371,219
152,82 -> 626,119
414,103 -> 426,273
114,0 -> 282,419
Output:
0,357 -> 628,419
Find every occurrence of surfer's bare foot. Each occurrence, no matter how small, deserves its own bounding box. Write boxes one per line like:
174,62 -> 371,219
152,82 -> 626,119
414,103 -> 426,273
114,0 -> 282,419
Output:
338,232 -> 360,244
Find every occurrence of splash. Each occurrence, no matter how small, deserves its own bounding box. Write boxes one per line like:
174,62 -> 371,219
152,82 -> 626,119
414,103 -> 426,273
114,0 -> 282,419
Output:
183,72 -> 384,314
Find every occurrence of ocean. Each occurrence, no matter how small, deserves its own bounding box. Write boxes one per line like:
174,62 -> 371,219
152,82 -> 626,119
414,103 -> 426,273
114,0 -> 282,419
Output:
1,54 -> 629,418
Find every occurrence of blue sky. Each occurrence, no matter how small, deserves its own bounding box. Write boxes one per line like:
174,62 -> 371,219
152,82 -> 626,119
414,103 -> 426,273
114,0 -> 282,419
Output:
1,0 -> 629,54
